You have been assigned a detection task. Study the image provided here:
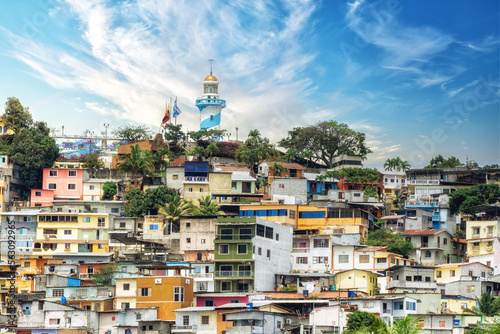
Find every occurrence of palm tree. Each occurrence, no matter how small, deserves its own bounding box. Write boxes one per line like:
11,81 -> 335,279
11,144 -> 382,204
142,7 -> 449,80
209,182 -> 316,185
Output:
191,146 -> 205,161
158,193 -> 192,233
315,174 -> 327,194
300,150 -> 314,167
153,147 -> 173,173
118,144 -> 155,187
192,195 -> 223,216
465,293 -> 500,322
384,158 -> 395,171
285,148 -> 299,163
369,317 -> 391,334
400,160 -> 411,171
205,143 -> 219,164
389,315 -> 422,334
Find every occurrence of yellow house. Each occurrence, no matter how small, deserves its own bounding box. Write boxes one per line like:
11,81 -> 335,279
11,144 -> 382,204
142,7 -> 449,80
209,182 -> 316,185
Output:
115,276 -> 193,321
0,116 -> 15,136
441,296 -> 477,314
435,262 -> 493,284
239,204 -> 370,237
334,269 -> 380,296
16,258 -> 49,292
466,220 -> 500,259
33,213 -> 110,255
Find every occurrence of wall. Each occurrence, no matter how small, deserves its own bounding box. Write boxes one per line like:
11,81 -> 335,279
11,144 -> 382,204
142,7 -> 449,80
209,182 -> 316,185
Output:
269,178 -> 307,205
209,172 -> 232,194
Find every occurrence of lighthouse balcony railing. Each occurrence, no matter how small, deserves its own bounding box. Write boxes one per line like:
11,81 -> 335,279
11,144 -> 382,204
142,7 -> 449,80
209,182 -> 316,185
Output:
195,98 -> 226,108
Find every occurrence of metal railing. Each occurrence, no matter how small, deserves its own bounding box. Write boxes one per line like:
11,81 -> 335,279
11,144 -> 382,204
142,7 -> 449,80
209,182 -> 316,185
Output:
214,271 -> 252,278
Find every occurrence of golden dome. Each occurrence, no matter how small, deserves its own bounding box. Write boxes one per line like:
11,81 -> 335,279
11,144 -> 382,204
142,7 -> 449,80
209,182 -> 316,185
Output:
204,74 -> 217,82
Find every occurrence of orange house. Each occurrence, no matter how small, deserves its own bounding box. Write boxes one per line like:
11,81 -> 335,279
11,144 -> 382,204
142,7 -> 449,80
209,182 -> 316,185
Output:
135,276 -> 193,321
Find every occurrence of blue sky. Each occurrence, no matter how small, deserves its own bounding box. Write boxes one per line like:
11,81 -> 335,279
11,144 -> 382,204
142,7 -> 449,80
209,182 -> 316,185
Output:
0,0 -> 498,168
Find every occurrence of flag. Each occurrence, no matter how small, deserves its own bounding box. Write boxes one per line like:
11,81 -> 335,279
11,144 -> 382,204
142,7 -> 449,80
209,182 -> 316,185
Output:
162,103 -> 170,127
173,97 -> 182,118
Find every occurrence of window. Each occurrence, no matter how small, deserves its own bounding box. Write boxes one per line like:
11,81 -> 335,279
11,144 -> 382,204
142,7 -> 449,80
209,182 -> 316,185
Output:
19,228 -> 28,235
149,224 -> 159,231
488,226 -> 494,234
482,272 -> 486,278
140,287 -> 150,296
338,255 -> 349,263
111,208 -> 119,213
49,170 -> 58,177
202,316 -> 209,325
188,187 -> 193,192
377,258 -> 387,263
48,183 -> 57,190
289,210 -> 295,219
67,183 -> 76,190
35,191 -> 42,197
89,185 -> 95,190
123,283 -> 130,291
220,228 -> 233,240
237,244 -> 247,254
239,228 -> 252,239
258,247 -> 262,256
65,243 -> 70,249
49,319 -> 61,325
467,285 -> 475,292
83,217 -> 90,223
407,302 -> 416,311
425,251 -> 431,258
219,244 -> 229,254
52,289 -> 64,297
221,281 -> 231,291
439,321 -> 446,328
136,314 -> 141,320
314,239 -> 329,248
64,230 -> 72,235
87,266 -> 94,274
98,244 -> 105,249
267,249 -> 271,258
186,222 -> 191,228
296,257 -> 308,264
473,227 -> 480,235
174,286 -> 184,302
450,270 -> 455,277
406,276 -> 412,281
443,238 -> 447,244
183,315 -> 189,326
172,174 -> 178,180
68,170 -> 77,177
461,303 -> 467,309
359,255 -> 370,263
186,238 -> 191,243
436,271 -> 442,278
201,239 -> 206,244
205,300 -> 214,306
121,303 -> 130,309
313,256 -> 328,264
394,301 -> 404,310
200,188 -> 204,192
232,181 -> 237,189
276,233 -> 279,241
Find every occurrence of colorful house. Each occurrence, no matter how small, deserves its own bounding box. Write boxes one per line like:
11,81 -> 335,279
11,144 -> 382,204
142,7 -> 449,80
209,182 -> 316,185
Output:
334,269 -> 380,296
31,168 -> 86,206
435,262 -> 493,284
466,219 -> 500,273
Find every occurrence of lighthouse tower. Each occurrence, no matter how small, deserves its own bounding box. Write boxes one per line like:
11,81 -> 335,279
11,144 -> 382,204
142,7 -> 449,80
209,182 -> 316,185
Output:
195,64 -> 226,134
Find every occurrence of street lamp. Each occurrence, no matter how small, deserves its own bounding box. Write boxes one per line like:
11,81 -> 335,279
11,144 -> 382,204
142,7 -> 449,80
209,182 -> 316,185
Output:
235,127 -> 239,141
103,123 -> 110,151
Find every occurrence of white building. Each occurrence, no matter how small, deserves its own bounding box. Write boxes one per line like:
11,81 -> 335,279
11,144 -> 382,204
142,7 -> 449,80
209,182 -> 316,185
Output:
292,235 -> 332,272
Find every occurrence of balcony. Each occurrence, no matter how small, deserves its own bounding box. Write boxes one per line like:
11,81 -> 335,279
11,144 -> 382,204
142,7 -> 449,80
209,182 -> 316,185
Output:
171,325 -> 197,333
387,280 -> 437,290
184,176 -> 208,183
215,234 -> 253,242
292,247 -> 310,253
407,180 -> 440,185
195,97 -> 227,107
79,273 -> 94,279
382,309 -> 392,314
190,273 -> 213,279
214,271 -> 253,278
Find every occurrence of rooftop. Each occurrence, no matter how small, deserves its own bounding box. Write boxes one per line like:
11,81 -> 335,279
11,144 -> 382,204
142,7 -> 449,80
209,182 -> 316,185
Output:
401,229 -> 446,236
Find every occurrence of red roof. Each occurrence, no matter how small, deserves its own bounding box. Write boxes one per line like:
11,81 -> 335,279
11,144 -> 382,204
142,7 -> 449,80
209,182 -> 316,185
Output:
401,229 -> 445,236
217,165 -> 250,172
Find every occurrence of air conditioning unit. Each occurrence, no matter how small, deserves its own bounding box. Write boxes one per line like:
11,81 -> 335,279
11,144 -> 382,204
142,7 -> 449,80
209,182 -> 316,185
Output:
43,234 -> 50,238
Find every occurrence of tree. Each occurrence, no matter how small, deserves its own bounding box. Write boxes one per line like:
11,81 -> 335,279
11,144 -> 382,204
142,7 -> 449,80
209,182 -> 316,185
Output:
81,153 -> 104,177
9,122 -> 59,188
205,143 -> 219,164
279,121 -> 372,168
465,293 -> 500,319
285,148 -> 299,163
124,186 -> 177,217
102,182 -> 117,200
190,146 -> 206,161
483,164 -> 500,169
236,130 -> 276,173
159,193 -> 192,231
271,162 -> 288,177
346,310 -> 376,331
425,154 -> 462,168
384,157 -> 411,171
391,315 -> 422,334
163,123 -> 186,144
4,97 -> 33,135
113,125 -> 151,141
366,229 -> 415,258
449,184 -> 500,215
189,128 -> 226,141
118,144 -> 155,186
92,264 -> 116,285
153,147 -> 173,172
192,195 -> 223,216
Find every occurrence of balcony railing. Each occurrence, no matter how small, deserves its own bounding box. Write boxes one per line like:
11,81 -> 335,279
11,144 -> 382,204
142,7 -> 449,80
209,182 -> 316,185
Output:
292,247 -> 310,253
171,325 -> 197,333
184,176 -> 207,182
214,271 -> 253,278
407,180 -> 440,185
382,309 -> 392,314
190,273 -> 213,279
215,234 -> 253,241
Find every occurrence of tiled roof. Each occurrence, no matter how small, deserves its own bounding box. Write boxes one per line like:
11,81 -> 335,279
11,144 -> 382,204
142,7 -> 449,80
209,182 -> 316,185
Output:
401,229 -> 445,236
216,165 -> 250,172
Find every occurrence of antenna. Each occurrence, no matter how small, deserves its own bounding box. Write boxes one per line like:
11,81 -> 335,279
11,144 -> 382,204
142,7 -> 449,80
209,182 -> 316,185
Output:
209,59 -> 214,75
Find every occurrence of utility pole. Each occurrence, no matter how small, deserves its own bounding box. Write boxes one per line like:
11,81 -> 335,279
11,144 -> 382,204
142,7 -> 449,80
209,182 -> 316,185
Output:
103,123 -> 110,151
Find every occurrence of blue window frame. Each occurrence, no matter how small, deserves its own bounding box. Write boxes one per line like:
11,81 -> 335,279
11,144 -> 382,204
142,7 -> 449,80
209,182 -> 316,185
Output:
149,224 -> 159,231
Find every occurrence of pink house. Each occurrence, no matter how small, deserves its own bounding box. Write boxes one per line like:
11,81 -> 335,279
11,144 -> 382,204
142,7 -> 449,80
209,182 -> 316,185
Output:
31,168 -> 85,207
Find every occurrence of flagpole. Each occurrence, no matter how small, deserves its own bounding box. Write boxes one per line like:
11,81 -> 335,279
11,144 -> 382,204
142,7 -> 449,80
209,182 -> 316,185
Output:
170,97 -> 173,124
174,96 -> 177,126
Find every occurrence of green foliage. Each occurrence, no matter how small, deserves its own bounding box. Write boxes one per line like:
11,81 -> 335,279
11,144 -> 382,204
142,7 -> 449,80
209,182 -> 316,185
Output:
346,310 -> 376,331
4,97 -> 33,135
81,153 -> 104,172
391,315 -> 423,334
102,182 -> 117,201
93,264 -> 116,286
366,229 -> 414,258
465,293 -> 500,317
449,184 -> 500,215
425,154 -> 462,168
163,123 -> 186,144
215,141 -> 241,159
113,125 -> 152,141
124,186 -> 177,217
192,195 -> 223,216
271,162 -> 288,176
153,147 -> 173,172
363,186 -> 378,198
454,230 -> 466,239
158,193 -> 192,227
189,128 -> 226,141
483,164 -> 500,169
278,120 -> 372,168
9,122 -> 59,188
236,130 -> 276,172
278,286 -> 297,292
118,144 -> 155,184
384,157 -> 411,171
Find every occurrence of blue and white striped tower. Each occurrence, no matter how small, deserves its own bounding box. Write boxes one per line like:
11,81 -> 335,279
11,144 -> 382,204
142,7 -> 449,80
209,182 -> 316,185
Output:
195,66 -> 226,133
